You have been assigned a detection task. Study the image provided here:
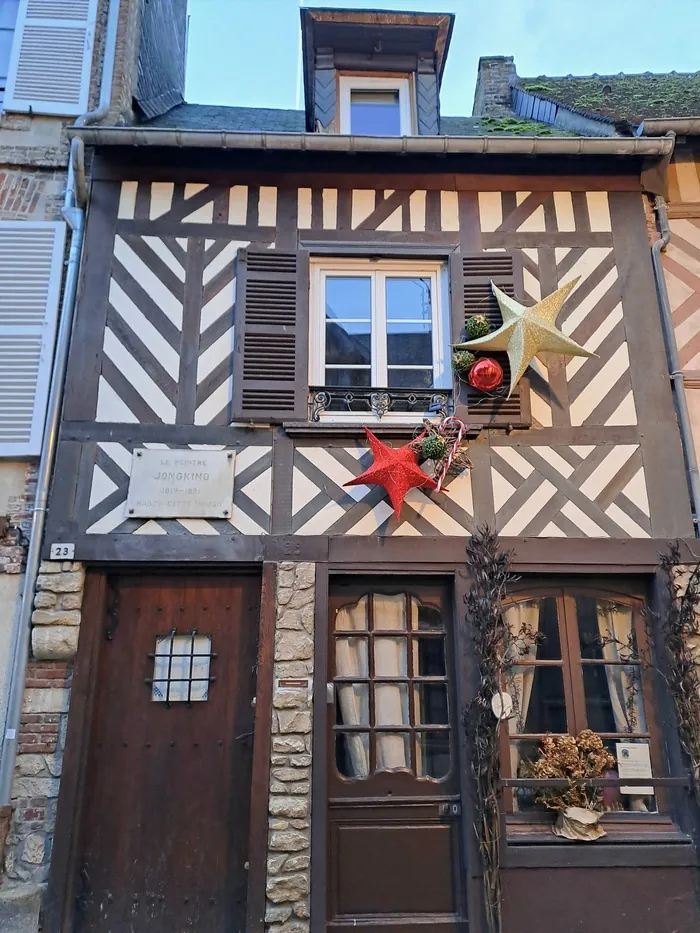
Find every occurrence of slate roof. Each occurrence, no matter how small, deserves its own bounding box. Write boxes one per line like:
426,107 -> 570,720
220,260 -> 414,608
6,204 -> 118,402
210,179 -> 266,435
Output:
517,72 -> 700,124
144,104 -> 574,136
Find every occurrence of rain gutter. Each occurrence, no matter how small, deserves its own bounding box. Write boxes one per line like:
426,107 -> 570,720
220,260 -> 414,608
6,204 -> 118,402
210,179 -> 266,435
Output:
67,126 -> 674,157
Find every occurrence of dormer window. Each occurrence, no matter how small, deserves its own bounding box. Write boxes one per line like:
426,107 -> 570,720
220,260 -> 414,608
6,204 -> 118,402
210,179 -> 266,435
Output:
339,76 -> 413,136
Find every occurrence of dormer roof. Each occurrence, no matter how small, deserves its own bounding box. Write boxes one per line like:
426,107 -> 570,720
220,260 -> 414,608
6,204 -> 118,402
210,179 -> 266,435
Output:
301,7 -> 454,132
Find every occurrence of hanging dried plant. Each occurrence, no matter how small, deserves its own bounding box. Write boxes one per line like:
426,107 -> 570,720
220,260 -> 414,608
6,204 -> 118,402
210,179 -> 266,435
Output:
650,544 -> 700,803
462,527 -> 518,933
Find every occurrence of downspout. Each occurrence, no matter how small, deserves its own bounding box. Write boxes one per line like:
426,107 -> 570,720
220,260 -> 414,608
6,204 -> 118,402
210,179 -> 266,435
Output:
651,194 -> 700,536
0,0 -> 121,805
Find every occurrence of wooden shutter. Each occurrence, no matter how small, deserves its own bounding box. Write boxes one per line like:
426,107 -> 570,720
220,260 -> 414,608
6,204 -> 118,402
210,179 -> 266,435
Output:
0,221 -> 66,456
232,248 -> 310,423
449,251 -> 531,427
5,0 -> 98,115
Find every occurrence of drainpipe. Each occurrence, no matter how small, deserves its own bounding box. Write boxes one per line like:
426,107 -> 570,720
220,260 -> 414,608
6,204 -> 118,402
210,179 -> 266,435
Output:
0,0 -> 121,805
651,194 -> 700,536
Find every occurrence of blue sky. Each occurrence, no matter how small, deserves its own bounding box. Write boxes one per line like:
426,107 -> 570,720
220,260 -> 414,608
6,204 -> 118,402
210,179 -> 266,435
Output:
186,0 -> 699,116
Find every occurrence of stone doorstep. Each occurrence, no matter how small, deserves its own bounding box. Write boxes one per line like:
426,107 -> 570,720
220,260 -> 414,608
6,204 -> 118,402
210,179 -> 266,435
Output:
0,882 -> 42,933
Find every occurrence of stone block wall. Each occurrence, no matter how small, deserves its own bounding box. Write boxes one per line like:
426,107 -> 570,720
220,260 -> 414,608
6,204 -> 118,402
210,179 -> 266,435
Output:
265,562 -> 316,933
472,55 -> 517,116
3,562 -> 84,885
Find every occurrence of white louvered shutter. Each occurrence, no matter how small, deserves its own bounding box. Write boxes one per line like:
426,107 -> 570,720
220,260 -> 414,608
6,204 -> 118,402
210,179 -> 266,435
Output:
0,222 -> 66,456
4,0 -> 98,115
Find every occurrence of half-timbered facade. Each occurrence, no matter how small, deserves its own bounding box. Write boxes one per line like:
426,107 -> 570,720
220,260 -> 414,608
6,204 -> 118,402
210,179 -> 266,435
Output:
5,8 -> 700,933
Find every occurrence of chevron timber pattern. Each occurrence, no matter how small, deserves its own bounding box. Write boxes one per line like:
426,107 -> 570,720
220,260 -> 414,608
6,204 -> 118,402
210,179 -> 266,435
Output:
664,219 -> 700,371
491,444 -> 650,538
291,444 -> 475,536
85,443 -> 272,536
478,190 -> 612,234
96,234 -> 185,424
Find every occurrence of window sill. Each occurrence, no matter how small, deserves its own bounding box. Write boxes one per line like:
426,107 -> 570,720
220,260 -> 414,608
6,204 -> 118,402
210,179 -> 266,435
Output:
503,814 -> 695,867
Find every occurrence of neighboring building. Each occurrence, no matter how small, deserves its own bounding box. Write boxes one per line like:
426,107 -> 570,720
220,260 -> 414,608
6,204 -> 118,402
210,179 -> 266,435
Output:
472,59 -> 700,476
2,6 -> 700,933
0,0 -> 187,926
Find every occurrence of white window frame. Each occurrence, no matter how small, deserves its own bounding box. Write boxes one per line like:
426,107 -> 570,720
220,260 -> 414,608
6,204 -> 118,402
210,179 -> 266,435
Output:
309,257 -> 450,423
338,74 -> 414,135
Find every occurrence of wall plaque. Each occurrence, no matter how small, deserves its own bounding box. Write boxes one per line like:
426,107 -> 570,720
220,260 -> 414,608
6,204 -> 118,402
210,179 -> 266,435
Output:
126,449 -> 235,518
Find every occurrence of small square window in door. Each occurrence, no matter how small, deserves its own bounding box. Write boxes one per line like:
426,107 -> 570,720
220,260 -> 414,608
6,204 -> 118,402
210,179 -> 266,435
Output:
148,631 -> 214,704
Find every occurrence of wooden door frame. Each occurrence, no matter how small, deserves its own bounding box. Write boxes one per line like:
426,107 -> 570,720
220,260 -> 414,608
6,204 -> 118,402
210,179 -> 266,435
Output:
43,563 -> 276,933
310,565 -> 479,933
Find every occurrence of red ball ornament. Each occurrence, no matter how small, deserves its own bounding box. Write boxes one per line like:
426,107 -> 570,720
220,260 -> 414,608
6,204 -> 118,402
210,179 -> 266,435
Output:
468,357 -> 503,392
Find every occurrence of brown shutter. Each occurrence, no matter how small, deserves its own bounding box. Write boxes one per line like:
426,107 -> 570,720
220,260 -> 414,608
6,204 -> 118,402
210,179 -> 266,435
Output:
232,248 -> 310,422
449,250 -> 531,427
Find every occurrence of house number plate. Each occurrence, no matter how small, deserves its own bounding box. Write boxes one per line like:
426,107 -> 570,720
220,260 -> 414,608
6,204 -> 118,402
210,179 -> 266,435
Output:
126,449 -> 236,519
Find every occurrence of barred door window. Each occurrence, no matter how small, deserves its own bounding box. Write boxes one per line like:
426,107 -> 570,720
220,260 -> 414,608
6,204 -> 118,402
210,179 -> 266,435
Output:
332,587 -> 452,781
149,631 -> 214,704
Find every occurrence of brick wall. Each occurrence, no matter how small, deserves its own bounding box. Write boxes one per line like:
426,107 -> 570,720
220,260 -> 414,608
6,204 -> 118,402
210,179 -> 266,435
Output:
4,563 -> 84,885
0,464 -> 36,575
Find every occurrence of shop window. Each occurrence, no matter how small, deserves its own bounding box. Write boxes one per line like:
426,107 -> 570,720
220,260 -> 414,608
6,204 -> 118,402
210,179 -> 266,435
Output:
149,631 -> 213,704
332,588 -> 452,781
502,587 -> 657,815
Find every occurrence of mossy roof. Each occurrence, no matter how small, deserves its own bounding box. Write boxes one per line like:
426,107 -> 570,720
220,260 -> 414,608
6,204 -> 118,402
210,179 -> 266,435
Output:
518,72 -> 700,123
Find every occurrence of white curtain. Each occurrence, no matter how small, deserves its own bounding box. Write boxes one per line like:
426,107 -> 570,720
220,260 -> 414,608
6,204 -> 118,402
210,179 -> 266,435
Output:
596,602 -> 647,734
503,600 -> 542,779
336,596 -> 370,777
373,594 -> 410,771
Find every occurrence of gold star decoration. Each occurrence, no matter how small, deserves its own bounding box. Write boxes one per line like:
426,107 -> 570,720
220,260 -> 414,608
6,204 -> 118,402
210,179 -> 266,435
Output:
453,277 -> 596,397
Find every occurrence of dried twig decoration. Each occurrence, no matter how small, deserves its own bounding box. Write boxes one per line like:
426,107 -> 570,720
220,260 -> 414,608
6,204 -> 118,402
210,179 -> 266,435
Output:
462,527 -> 518,933
652,544 -> 700,802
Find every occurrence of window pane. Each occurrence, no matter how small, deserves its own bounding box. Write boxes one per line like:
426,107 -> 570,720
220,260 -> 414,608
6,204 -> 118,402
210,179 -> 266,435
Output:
603,738 -> 657,813
504,597 -> 561,661
152,634 -> 212,703
386,277 -> 432,321
0,29 -> 14,84
335,636 -> 369,678
0,1 -> 20,29
336,683 -> 369,726
583,663 -> 647,734
412,637 -> 446,676
373,593 -> 406,629
506,664 -> 567,735
508,740 -> 548,812
375,683 -> 409,725
387,323 -> 432,366
325,367 -> 371,387
416,731 -> 450,779
410,599 -> 444,631
335,596 -> 368,631
336,732 -> 370,778
415,683 -> 449,724
374,636 -> 407,677
377,731 -> 410,770
577,596 -> 638,661
387,368 -> 433,389
326,321 -> 371,365
350,90 -> 401,136
325,276 -> 371,321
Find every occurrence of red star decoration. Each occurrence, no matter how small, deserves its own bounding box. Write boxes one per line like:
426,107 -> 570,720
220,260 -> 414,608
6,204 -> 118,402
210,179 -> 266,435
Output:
344,428 -> 437,519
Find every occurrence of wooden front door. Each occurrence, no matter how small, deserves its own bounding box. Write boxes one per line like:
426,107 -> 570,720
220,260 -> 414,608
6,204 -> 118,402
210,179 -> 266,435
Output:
73,573 -> 260,933
327,578 -> 467,933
